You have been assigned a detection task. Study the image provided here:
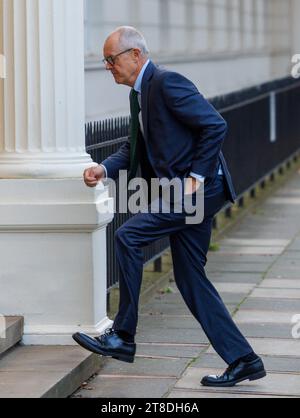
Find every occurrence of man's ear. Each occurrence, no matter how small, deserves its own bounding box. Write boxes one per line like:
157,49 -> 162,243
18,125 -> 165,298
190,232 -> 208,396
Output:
132,48 -> 141,60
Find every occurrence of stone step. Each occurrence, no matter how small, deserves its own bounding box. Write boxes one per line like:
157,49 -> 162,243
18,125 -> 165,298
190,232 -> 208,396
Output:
0,316 -> 24,357
0,345 -> 104,398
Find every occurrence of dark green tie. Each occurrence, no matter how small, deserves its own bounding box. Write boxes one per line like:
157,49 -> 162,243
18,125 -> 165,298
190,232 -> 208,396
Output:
128,89 -> 140,181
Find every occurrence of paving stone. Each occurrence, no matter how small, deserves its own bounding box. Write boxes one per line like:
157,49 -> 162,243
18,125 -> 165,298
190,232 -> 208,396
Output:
136,343 -> 208,359
136,327 -> 209,345
73,376 -> 176,398
259,356 -> 300,373
167,390 -> 285,398
213,283 -> 255,294
217,247 -> 285,256
285,250 -> 300,255
259,280 -> 300,289
268,197 -> 300,205
288,241 -> 300,251
234,310 -> 296,324
208,273 -> 262,284
250,288 -> 300,299
95,356 -> 190,378
140,304 -> 238,318
145,289 -> 247,305
221,239 -> 290,247
141,302 -> 192,316
217,293 -> 249,304
272,259 -> 300,267
207,254 -> 277,264
276,254 -> 300,261
192,353 -> 228,369
237,323 -> 295,339
267,265 -> 300,273
231,231 -> 294,240
206,263 -> 268,273
265,270 -> 300,280
174,367 -> 300,397
241,298 -> 300,312
265,271 -> 300,279
149,292 -> 185,303
206,338 -> 300,357
138,316 -> 201,330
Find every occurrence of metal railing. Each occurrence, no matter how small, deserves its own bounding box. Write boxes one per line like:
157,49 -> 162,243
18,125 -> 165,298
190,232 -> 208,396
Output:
86,76 -> 300,292
86,118 -> 169,291
211,76 -> 300,197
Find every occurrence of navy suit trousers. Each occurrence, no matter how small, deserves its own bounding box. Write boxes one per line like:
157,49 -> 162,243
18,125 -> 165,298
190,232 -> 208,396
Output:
113,175 -> 253,365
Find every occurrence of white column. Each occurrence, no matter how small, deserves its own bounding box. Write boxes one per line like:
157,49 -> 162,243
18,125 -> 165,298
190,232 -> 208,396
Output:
0,54 -> 5,78
0,0 -> 93,178
0,0 -> 114,345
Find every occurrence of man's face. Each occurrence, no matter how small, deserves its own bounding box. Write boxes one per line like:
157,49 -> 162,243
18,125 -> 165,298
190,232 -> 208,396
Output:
103,35 -> 139,87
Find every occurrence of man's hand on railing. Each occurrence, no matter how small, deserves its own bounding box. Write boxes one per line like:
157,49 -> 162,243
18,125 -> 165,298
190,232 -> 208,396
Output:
83,165 -> 105,188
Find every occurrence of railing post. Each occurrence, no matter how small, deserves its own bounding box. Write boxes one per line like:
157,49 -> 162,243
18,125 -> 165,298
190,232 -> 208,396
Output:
260,180 -> 266,189
238,197 -> 245,208
250,188 -> 256,199
106,293 -> 111,314
154,257 -> 163,273
225,207 -> 232,218
212,217 -> 218,230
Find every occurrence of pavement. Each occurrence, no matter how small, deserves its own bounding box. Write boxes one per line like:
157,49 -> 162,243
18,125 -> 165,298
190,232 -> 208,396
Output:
73,169 -> 300,399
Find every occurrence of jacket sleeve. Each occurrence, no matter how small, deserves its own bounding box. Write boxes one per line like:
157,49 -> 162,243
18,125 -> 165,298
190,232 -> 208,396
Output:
161,71 -> 227,178
101,138 -> 131,180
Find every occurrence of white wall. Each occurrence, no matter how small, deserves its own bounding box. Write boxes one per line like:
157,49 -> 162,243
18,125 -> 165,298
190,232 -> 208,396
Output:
85,53 -> 272,121
84,0 -> 295,121
292,0 -> 300,55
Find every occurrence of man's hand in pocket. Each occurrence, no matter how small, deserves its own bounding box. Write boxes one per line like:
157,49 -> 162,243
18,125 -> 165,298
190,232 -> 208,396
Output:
184,176 -> 202,195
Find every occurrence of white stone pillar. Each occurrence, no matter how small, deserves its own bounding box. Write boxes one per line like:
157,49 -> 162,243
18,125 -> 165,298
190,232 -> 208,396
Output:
0,0 -> 94,178
0,0 -> 114,345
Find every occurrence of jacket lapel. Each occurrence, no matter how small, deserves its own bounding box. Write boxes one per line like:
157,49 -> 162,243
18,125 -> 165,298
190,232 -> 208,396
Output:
141,61 -> 156,142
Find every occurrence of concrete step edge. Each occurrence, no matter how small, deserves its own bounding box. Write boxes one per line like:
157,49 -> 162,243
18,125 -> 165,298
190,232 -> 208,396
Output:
42,353 -> 105,398
0,316 -> 24,357
0,344 -> 106,398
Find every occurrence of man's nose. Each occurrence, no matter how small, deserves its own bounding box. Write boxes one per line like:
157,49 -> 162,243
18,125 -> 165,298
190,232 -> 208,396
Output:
105,62 -> 113,71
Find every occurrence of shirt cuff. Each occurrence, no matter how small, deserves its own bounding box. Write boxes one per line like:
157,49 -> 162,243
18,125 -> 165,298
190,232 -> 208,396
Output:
190,172 -> 205,183
100,164 -> 108,179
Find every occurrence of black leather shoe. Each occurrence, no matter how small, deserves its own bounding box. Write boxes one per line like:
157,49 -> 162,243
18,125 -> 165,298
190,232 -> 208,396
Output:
201,357 -> 266,387
72,328 -> 136,363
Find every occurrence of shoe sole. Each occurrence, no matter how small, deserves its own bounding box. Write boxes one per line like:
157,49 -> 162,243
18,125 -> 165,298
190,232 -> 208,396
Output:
112,354 -> 135,364
72,334 -> 135,364
201,370 -> 267,387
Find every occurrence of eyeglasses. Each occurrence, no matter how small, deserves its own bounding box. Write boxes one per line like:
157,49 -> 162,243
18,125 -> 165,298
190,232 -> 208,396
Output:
102,48 -> 133,66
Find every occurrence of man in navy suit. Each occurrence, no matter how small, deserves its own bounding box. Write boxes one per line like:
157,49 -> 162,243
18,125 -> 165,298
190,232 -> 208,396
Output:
73,27 -> 266,387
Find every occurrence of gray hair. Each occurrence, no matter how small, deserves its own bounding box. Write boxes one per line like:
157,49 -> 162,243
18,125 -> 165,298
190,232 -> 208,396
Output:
114,26 -> 150,56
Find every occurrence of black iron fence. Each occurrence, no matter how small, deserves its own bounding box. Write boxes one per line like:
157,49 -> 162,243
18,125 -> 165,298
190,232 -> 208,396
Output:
86,76 -> 300,291
86,118 -> 170,291
211,76 -> 300,197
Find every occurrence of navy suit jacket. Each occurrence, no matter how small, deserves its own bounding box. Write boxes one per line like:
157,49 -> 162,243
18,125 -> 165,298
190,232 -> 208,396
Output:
102,61 -> 236,203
